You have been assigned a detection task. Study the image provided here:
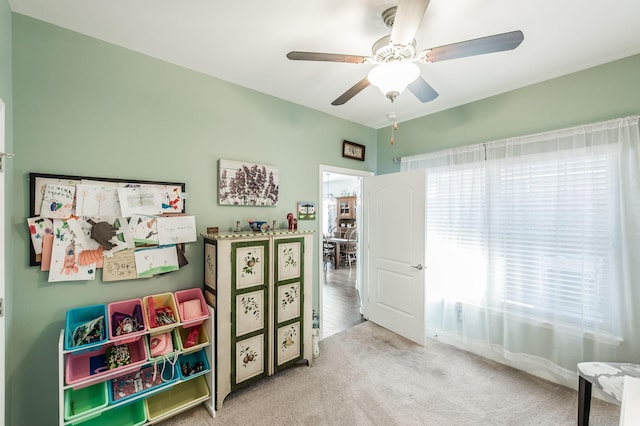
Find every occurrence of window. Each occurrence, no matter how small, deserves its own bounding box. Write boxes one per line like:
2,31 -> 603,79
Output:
425,143 -> 618,335
404,116 -> 640,377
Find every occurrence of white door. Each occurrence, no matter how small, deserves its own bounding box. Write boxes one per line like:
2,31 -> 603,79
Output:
366,169 -> 426,345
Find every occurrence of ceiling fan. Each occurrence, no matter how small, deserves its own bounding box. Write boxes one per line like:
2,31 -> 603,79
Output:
286,0 -> 524,105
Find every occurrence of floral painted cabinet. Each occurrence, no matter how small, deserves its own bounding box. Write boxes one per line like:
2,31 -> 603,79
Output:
273,238 -> 305,371
202,231 -> 313,410
231,240 -> 269,388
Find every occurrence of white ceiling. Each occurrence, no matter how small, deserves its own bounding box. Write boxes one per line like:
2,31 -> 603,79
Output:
8,0 -> 640,129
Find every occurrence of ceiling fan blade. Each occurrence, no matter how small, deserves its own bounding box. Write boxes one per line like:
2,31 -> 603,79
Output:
332,77 -> 371,105
390,0 -> 431,46
286,51 -> 368,64
408,76 -> 439,103
423,30 -> 524,63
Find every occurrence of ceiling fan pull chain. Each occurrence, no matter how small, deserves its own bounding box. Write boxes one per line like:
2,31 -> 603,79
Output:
391,121 -> 398,145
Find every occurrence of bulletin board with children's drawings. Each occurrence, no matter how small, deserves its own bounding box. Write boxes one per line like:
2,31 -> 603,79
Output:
27,172 -> 196,283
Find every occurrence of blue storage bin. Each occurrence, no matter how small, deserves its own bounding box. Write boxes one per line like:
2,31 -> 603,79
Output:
178,349 -> 210,380
65,304 -> 108,352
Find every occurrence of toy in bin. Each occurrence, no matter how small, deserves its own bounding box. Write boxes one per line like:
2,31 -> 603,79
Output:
183,327 -> 200,349
110,364 -> 173,403
147,297 -> 177,328
181,361 -> 205,377
111,304 -> 144,337
155,307 -> 176,326
71,316 -> 104,348
149,332 -> 173,358
174,288 -> 208,326
106,344 -> 131,369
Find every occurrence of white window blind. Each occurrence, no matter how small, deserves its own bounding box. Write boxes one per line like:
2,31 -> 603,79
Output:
488,147 -> 615,332
424,142 -> 618,335
404,116 -> 640,378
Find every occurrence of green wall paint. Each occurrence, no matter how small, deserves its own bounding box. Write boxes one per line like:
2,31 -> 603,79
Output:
1,1 -> 12,425
376,54 -> 640,174
11,13 -> 374,425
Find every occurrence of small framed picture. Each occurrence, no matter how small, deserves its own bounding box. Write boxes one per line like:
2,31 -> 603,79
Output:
297,202 -> 316,220
342,140 -> 365,161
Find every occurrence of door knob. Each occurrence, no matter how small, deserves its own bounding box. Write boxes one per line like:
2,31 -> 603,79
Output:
411,264 -> 424,270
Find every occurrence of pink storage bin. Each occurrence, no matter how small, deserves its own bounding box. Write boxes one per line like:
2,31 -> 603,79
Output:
65,337 -> 148,389
143,293 -> 180,333
174,288 -> 208,327
107,298 -> 146,344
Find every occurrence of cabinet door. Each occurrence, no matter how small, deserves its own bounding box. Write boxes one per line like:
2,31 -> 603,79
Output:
203,243 -> 217,307
273,237 -> 304,371
231,240 -> 269,388
336,196 -> 356,219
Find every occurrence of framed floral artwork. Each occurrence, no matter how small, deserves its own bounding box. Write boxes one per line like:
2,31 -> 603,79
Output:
218,159 -> 279,206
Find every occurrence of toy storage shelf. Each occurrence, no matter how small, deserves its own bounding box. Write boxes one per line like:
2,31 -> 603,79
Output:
58,304 -> 215,425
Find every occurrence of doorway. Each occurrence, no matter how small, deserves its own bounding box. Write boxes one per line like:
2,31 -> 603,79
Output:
318,165 -> 372,339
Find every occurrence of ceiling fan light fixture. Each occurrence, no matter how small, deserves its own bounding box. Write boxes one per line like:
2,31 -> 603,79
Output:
367,61 -> 420,102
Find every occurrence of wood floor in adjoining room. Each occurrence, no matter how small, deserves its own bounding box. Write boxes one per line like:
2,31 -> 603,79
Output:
322,263 -> 364,338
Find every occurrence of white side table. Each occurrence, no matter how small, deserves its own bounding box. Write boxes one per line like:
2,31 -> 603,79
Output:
577,362 -> 640,425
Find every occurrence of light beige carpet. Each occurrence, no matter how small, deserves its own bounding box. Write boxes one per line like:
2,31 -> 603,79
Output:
159,320 -> 619,425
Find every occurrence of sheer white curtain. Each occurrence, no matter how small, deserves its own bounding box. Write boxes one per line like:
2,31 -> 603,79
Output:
402,116 -> 640,387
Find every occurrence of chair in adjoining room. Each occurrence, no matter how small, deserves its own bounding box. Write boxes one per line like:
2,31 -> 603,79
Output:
577,361 -> 640,425
340,228 -> 357,269
322,235 -> 335,270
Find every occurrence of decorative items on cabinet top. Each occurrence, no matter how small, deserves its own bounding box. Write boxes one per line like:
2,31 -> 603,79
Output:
201,229 -> 314,240
247,220 -> 268,232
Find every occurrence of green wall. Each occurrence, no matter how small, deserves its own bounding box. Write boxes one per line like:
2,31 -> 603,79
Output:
0,2 -> 11,107
376,54 -> 640,174
1,1 -> 13,426
11,13 -> 374,425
